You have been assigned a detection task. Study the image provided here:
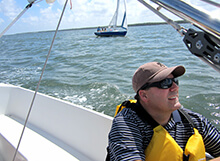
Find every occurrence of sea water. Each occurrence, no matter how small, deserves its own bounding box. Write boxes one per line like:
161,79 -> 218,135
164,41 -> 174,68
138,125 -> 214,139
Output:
0,24 -> 219,129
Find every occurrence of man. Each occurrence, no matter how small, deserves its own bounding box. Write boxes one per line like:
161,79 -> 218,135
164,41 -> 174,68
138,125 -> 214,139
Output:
107,62 -> 220,161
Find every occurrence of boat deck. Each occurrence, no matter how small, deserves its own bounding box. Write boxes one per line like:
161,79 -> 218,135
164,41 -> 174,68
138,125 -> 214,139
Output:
0,114 -> 79,161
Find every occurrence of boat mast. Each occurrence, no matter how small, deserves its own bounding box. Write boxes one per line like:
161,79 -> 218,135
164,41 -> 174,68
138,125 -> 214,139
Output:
114,0 -> 120,29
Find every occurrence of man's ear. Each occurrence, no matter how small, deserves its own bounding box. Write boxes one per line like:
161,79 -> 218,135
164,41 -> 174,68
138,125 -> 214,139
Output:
138,90 -> 148,101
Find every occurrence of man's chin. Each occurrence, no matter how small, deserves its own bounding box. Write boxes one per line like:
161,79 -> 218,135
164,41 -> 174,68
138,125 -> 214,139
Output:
174,102 -> 182,110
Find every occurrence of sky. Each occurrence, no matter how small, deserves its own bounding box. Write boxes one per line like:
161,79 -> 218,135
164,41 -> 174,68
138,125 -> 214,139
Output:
0,0 -> 219,35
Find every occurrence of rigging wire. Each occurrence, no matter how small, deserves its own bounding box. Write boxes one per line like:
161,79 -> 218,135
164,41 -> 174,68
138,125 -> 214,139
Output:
0,0 -> 45,38
12,0 -> 69,160
200,0 -> 220,8
34,0 -> 44,4
137,0 -> 186,36
0,2 -> 34,38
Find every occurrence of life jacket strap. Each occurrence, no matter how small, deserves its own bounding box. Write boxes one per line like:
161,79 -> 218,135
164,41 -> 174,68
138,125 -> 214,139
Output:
172,110 -> 182,124
178,108 -> 195,128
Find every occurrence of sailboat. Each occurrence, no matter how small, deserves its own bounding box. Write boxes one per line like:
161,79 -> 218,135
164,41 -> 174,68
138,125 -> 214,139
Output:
0,0 -> 220,160
94,0 -> 127,37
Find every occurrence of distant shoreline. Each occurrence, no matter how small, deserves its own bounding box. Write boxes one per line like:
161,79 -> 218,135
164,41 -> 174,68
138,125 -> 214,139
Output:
7,20 -> 189,35
128,20 -> 188,27
60,20 -> 188,31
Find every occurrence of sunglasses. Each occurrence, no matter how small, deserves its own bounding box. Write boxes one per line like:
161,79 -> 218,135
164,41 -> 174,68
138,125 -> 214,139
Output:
140,78 -> 179,90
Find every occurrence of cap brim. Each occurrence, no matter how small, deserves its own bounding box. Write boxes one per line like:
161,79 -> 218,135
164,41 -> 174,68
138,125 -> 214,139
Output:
148,65 -> 185,83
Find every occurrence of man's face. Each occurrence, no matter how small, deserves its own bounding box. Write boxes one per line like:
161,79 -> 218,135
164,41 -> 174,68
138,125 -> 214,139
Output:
145,74 -> 182,113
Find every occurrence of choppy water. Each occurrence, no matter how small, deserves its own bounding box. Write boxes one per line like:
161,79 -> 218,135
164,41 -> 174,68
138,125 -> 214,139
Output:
0,24 -> 219,129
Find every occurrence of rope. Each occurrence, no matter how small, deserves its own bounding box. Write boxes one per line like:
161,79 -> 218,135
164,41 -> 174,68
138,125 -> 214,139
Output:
12,0 -> 69,160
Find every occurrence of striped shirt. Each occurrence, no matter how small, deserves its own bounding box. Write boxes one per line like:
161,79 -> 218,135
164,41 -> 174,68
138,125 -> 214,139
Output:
108,103 -> 220,161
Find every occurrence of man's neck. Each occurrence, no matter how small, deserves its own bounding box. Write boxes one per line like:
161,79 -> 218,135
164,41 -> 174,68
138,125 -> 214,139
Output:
150,112 -> 171,126
140,102 -> 172,126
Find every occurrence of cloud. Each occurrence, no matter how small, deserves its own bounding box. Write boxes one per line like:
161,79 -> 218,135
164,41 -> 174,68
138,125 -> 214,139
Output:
0,0 -> 22,20
58,0 -> 153,28
51,0 -> 116,29
40,6 -> 60,21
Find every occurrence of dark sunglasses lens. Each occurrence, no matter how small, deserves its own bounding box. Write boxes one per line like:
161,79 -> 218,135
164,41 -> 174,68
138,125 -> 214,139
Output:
160,78 -> 178,89
160,79 -> 172,88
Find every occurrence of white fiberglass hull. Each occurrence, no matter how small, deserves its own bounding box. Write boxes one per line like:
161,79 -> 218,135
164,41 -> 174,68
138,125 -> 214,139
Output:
0,83 -> 113,161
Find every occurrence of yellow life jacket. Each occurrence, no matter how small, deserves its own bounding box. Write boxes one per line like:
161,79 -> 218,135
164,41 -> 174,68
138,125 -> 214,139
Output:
144,125 -> 206,161
115,100 -> 206,161
114,99 -> 137,117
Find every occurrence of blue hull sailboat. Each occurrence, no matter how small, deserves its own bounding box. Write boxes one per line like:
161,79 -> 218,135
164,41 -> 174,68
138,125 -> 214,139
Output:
94,0 -> 127,37
94,30 -> 127,37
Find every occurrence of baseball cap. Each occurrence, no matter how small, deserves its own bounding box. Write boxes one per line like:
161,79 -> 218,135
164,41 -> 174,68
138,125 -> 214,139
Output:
132,62 -> 185,93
